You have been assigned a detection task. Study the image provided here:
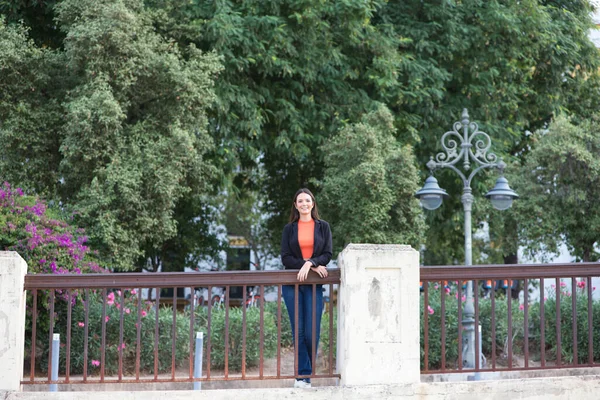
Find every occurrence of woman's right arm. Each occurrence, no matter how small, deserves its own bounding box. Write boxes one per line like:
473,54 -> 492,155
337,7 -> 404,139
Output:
281,224 -> 306,269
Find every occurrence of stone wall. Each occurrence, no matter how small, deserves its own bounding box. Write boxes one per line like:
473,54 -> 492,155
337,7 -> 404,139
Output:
0,252 -> 27,392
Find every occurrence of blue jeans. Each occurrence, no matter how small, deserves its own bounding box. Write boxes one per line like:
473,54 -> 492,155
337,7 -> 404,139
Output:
282,284 -> 323,381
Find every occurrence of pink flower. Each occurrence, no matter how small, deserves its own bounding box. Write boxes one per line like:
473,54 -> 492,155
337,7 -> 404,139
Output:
551,284 -> 556,289
91,360 -> 100,367
117,290 -> 121,297
519,304 -> 524,311
106,292 -> 115,306
427,305 -> 434,315
577,280 -> 586,289
115,303 -> 121,309
125,308 -> 131,314
455,293 -> 467,301
544,297 -> 548,301
105,316 -> 110,323
119,343 -> 126,350
445,287 -> 451,294
141,310 -> 147,317
565,292 -> 572,297
560,282 -> 567,288
78,322 -> 85,328
433,284 -> 439,290
130,289 -> 137,295
594,287 -> 597,292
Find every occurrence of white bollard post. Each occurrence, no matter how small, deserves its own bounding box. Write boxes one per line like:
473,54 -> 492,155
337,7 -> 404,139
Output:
336,244 -> 420,386
194,332 -> 204,390
0,252 -> 28,392
50,334 -> 60,392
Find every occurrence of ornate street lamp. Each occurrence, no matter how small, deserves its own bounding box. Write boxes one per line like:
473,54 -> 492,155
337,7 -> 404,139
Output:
415,108 -> 518,369
486,176 -> 519,210
415,176 -> 449,210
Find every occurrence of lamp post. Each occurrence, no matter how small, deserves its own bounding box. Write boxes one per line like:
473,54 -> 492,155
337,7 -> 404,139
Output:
415,109 -> 518,369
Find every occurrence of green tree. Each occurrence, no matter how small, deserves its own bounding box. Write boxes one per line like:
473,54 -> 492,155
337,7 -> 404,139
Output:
379,0 -> 600,265
140,192 -> 225,273
320,105 -> 426,252
512,115 -> 600,262
0,0 -> 63,48
0,0 -> 222,270
146,0 -> 408,251
3,0 -> 600,268
148,0 -> 600,262
0,18 -> 64,195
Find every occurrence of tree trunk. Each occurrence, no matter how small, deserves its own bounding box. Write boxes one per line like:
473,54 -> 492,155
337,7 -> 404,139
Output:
504,253 -> 518,265
583,247 -> 591,263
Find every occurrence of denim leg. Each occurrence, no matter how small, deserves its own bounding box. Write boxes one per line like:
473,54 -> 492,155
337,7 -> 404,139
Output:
301,284 -> 323,382
282,285 -> 312,378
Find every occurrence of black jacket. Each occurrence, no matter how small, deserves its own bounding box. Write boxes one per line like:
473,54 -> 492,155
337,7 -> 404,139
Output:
281,219 -> 333,269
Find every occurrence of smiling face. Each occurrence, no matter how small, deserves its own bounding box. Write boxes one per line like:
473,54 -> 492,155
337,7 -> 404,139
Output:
288,188 -> 320,223
295,192 -> 314,218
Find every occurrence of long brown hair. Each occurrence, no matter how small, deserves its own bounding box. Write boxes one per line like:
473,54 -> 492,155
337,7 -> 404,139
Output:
289,188 -> 320,223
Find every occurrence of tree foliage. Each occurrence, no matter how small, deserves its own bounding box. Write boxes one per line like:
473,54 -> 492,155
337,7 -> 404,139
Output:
0,0 -> 222,270
512,115 -> 600,262
2,0 -> 600,267
320,105 -> 426,252
379,0 -> 600,264
146,0 -> 406,251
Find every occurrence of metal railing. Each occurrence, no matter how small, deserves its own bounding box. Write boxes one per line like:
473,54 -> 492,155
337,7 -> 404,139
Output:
420,262 -> 600,374
22,269 -> 340,386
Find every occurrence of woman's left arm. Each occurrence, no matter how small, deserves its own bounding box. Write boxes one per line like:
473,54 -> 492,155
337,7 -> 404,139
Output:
309,222 -> 332,267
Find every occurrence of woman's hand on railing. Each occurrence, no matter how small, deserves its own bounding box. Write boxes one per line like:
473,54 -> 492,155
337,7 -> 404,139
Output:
297,261 -> 313,282
311,265 -> 328,278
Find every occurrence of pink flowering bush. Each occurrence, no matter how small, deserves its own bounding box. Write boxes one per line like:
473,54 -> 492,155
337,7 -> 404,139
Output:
0,182 -> 109,372
0,182 -> 106,275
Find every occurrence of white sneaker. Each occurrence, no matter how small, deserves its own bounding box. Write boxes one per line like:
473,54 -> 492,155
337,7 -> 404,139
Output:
294,380 -> 312,388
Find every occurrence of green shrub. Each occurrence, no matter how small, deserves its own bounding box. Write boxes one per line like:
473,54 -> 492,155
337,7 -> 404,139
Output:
420,282 -> 522,370
196,305 -> 277,371
421,280 -> 600,370
478,294 -> 524,357
528,282 -> 600,364
42,294 -> 293,375
264,300 -> 293,348
43,289 -> 189,375
420,285 -> 459,369
319,307 -> 337,370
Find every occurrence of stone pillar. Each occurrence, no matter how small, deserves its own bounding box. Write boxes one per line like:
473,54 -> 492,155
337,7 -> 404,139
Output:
0,252 -> 28,391
336,244 -> 420,386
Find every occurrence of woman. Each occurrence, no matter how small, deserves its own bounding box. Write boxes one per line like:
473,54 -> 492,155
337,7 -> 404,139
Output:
280,188 -> 332,388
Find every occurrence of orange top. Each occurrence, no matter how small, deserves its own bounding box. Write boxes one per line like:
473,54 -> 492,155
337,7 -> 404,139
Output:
298,219 -> 315,260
